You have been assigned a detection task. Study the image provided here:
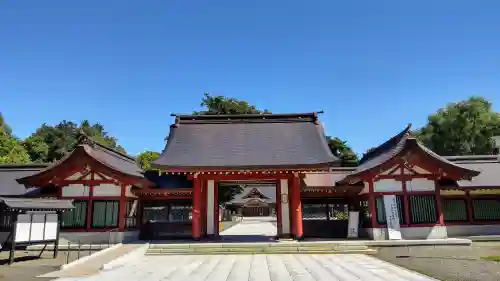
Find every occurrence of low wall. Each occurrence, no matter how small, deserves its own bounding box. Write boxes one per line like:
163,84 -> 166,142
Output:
364,224 -> 500,240
61,231 -> 139,244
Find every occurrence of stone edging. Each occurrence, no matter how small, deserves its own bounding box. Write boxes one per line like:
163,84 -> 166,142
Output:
60,243 -> 123,270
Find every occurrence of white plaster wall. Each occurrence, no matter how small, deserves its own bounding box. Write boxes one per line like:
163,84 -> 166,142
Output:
93,183 -> 121,196
374,179 -> 402,192
412,166 -> 431,174
61,231 -> 139,244
280,179 -> 290,235
406,178 -> 435,192
62,184 -> 89,197
65,172 -> 85,180
359,182 -> 369,194
125,186 -> 137,198
206,180 -> 215,235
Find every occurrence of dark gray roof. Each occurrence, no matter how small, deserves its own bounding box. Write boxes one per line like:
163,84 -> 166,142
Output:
0,164 -> 48,195
445,155 -> 500,188
17,136 -> 148,186
0,197 -> 74,211
339,125 -> 480,184
229,184 -> 276,204
152,113 -> 339,170
84,141 -> 144,178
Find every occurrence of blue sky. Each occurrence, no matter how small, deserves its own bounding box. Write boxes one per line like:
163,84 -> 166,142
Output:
1,1 -> 499,156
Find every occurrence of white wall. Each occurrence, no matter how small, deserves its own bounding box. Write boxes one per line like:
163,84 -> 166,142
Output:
93,184 -> 121,196
280,179 -> 290,235
406,178 -> 435,192
373,179 -> 402,192
206,180 -> 215,235
62,184 -> 90,197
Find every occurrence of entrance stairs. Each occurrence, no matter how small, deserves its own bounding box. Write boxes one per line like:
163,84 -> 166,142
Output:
146,241 -> 377,255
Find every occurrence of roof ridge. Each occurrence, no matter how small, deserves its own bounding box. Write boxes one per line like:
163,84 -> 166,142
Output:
77,130 -> 136,163
359,123 -> 412,164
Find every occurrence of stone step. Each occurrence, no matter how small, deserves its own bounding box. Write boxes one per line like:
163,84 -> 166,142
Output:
145,248 -> 377,255
146,243 -> 374,255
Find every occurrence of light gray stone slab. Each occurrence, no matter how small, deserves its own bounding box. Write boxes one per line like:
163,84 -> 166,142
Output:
53,253 -> 438,281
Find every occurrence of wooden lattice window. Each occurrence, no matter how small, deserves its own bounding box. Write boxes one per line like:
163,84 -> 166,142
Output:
92,200 -> 119,228
472,199 -> 500,221
61,200 -> 87,229
443,199 -> 468,222
409,195 -> 437,224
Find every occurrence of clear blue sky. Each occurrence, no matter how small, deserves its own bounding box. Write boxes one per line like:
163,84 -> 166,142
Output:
1,1 -> 499,156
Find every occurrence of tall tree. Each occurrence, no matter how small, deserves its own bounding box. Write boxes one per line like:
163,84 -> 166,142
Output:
417,96 -> 500,156
194,93 -> 270,115
326,136 -> 359,166
26,120 -> 126,163
0,113 -> 30,164
137,151 -> 161,170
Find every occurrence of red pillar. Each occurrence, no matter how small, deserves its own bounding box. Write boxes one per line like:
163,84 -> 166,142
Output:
291,174 -> 303,240
192,175 -> 202,240
368,180 -> 377,228
86,185 -> 94,230
434,180 -> 444,225
118,183 -> 127,231
200,179 -> 206,237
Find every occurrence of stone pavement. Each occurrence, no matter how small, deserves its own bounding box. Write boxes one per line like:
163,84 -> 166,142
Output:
219,216 -> 277,241
53,254 -> 437,281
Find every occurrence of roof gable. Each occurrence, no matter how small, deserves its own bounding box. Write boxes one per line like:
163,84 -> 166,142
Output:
152,113 -> 339,170
338,125 -> 481,184
17,135 -> 150,187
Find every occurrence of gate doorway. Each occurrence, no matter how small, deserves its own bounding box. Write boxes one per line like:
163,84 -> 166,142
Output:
218,182 -> 278,241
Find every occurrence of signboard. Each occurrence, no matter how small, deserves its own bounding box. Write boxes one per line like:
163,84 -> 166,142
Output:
347,211 -> 359,238
383,195 -> 402,240
15,213 -> 59,243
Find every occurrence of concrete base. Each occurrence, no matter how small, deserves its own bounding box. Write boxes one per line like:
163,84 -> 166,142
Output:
61,231 -> 139,244
364,224 -> 500,240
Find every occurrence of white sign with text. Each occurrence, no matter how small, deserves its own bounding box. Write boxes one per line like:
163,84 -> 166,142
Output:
347,211 -> 359,238
383,195 -> 402,240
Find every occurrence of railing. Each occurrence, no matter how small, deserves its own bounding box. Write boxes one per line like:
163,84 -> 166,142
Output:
64,227 -> 121,264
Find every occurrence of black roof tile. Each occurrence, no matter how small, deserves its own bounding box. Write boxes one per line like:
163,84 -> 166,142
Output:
0,164 -> 48,195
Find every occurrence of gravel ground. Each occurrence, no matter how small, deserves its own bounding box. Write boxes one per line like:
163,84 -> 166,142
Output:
373,242 -> 500,281
0,249 -> 100,281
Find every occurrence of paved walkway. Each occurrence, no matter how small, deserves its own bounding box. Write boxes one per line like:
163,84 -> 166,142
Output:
220,216 -> 277,242
53,254 -> 437,281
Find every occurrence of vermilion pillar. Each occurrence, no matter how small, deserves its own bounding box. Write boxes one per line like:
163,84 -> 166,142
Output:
118,183 -> 127,231
192,175 -> 202,240
434,180 -> 444,225
291,175 -> 303,240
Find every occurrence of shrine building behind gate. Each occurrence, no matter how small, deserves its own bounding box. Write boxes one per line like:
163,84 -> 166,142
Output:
4,112 -> 500,242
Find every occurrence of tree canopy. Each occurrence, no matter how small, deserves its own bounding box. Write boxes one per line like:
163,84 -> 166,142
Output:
137,151 -> 161,170
326,136 -> 359,166
194,93 -> 271,115
0,113 -> 31,164
417,96 -> 500,156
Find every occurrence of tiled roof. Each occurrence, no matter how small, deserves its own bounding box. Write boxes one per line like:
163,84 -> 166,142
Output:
0,164 -> 48,195
338,125 -> 480,184
152,113 -> 339,170
445,155 -> 500,188
0,197 -> 74,211
228,184 -> 276,204
17,135 -> 149,187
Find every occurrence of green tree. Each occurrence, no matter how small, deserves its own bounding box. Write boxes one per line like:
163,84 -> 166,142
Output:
326,136 -> 359,166
417,96 -> 500,155
137,151 -> 161,170
27,120 -> 126,163
0,113 -> 30,164
194,93 -> 270,115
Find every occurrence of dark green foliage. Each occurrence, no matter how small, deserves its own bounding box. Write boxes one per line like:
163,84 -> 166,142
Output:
417,96 -> 500,155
